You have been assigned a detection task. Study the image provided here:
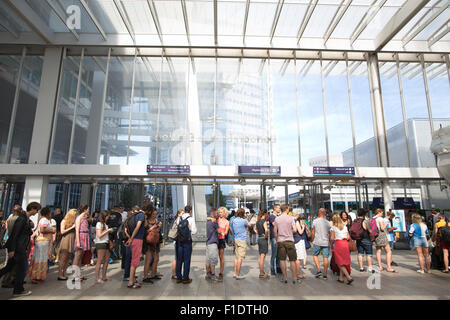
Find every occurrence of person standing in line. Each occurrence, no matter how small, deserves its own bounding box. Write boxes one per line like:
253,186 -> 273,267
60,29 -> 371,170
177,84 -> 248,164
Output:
205,208 -> 221,282
119,205 -> 128,223
217,207 -> 230,281
311,208 -> 331,280
433,214 -> 449,273
353,208 -> 375,273
294,214 -> 307,280
171,209 -> 184,279
143,208 -> 162,282
254,209 -> 270,279
28,207 -> 55,284
176,205 -> 197,284
51,208 -> 63,263
409,213 -> 431,274
384,211 -> 398,266
57,209 -> 77,280
72,205 -> 91,282
247,209 -> 257,246
273,205 -> 298,284
348,208 -> 356,222
269,204 -> 282,275
125,205 -> 145,288
330,214 -> 353,285
373,208 -> 397,273
94,210 -> 114,284
0,202 -> 41,297
231,208 -> 250,280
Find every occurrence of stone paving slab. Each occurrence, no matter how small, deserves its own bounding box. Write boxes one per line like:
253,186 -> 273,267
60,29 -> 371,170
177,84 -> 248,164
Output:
0,243 -> 449,300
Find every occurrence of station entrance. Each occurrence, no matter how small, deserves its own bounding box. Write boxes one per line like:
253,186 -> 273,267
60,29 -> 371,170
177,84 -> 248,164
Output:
0,175 -> 430,240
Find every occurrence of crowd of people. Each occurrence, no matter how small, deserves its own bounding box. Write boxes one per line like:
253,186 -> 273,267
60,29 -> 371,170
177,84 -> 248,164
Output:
0,201 -> 448,296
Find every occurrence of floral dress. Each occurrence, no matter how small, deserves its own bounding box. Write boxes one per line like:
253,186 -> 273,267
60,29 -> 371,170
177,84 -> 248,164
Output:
28,218 -> 52,280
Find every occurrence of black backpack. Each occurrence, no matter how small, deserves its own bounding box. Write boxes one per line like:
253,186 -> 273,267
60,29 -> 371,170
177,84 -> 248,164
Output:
441,220 -> 450,244
177,217 -> 191,242
124,212 -> 138,238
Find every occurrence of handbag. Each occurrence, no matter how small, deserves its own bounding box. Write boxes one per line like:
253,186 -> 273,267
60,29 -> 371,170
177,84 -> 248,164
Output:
305,225 -> 312,241
348,239 -> 357,252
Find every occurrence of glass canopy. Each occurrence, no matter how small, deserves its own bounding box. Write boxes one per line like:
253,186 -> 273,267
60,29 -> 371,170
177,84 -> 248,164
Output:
0,0 -> 448,54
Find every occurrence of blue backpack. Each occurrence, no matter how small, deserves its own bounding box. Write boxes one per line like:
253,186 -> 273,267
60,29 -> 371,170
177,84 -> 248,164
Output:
177,217 -> 191,242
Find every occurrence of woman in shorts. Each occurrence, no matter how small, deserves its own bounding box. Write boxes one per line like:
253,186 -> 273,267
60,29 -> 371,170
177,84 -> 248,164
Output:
94,210 -> 114,284
254,209 -> 269,279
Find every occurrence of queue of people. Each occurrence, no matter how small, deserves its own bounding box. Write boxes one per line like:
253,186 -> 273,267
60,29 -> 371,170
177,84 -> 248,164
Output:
0,201 -> 449,296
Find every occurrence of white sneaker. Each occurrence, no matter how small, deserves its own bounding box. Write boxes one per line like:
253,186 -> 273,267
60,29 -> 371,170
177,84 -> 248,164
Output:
417,270 -> 424,274
235,275 -> 246,280
233,274 -> 237,279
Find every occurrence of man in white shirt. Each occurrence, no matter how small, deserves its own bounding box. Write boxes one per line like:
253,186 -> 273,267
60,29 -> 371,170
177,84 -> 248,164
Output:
348,209 -> 356,222
119,206 -> 128,223
176,205 -> 197,284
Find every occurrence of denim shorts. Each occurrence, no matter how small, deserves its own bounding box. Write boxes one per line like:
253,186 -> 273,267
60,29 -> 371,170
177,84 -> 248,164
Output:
312,245 -> 329,258
413,237 -> 429,248
356,238 -> 373,256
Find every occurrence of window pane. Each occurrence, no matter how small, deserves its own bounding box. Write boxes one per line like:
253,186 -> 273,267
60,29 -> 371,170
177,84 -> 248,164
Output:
10,55 -> 43,164
299,60 -> 326,166
51,56 -> 81,164
271,59 -> 299,166
427,62 -> 450,130
101,56 -> 135,165
71,56 -> 107,164
324,61 -> 352,167
380,61 -> 409,167
350,61 -> 377,167
0,55 -> 21,163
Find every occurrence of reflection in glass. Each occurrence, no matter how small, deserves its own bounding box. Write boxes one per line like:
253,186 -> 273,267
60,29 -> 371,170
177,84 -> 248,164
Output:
101,56 -> 135,165
0,55 -> 21,163
51,55 -> 81,164
10,55 -> 43,164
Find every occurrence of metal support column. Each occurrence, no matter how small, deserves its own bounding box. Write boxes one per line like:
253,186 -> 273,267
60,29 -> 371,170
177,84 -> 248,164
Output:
162,183 -> 168,239
63,182 -> 70,214
419,54 -> 435,134
319,53 -> 330,166
2,183 -> 11,217
285,184 -> 289,205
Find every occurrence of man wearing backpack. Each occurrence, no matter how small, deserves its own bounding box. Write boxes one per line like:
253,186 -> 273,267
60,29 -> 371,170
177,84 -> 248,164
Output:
176,205 -> 197,284
350,208 -> 375,273
124,205 -> 145,289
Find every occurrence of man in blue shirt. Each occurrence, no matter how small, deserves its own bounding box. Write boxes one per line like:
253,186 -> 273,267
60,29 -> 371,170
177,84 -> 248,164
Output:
231,208 -> 250,279
205,208 -> 221,282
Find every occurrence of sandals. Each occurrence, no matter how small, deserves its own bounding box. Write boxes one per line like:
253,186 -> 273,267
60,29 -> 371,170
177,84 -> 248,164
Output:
347,278 -> 354,285
57,277 -> 68,281
386,269 -> 397,273
102,278 -> 112,281
337,279 -> 345,283
149,275 -> 162,280
127,282 -> 141,289
258,273 -> 270,279
441,270 -> 449,273
171,275 -> 177,279
96,279 -> 104,284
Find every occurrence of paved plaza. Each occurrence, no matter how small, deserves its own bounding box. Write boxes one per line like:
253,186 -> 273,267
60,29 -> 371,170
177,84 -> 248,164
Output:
0,243 -> 449,300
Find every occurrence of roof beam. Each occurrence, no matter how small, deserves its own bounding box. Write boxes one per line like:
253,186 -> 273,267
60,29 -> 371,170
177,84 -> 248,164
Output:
350,0 -> 387,45
269,0 -> 285,44
297,0 -> 318,44
180,0 -> 191,46
78,0 -> 107,41
113,0 -> 135,43
402,1 -> 449,46
147,0 -> 164,45
324,0 -> 352,44
0,10 -> 19,38
45,0 -> 79,40
214,0 -> 218,45
428,19 -> 450,47
242,0 -> 251,44
374,0 -> 430,51
3,0 -> 55,43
